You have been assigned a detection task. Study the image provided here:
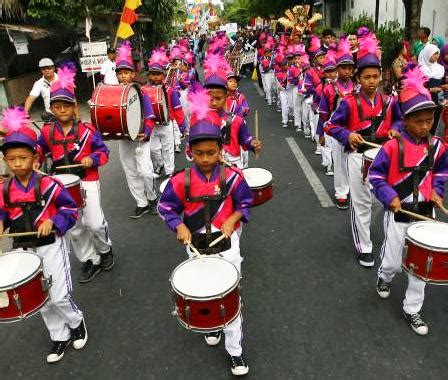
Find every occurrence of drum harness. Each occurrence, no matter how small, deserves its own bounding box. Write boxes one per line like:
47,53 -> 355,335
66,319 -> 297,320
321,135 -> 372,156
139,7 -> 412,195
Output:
394,135 -> 435,222
184,164 -> 231,255
49,121 -> 86,179
355,93 -> 390,153
3,174 -> 55,249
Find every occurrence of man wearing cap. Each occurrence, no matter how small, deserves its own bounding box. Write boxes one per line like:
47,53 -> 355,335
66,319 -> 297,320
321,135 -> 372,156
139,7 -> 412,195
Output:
100,48 -> 118,85
24,58 -> 58,117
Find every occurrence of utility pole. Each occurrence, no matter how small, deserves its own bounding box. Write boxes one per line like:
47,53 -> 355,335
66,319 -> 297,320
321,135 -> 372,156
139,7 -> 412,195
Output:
375,0 -> 380,30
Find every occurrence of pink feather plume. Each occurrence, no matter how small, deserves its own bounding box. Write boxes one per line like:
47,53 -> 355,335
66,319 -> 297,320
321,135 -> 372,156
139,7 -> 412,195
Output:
402,66 -> 430,97
1,107 -> 30,132
337,37 -> 351,56
203,53 -> 226,72
359,34 -> 379,54
57,64 -> 76,91
325,49 -> 337,64
149,48 -> 169,67
117,41 -> 132,63
188,87 -> 211,120
309,35 -> 321,50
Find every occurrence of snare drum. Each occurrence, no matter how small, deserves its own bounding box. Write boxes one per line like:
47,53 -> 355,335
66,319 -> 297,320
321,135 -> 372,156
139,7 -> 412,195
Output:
52,174 -> 85,208
362,148 -> 380,182
159,178 -> 169,195
170,256 -> 241,332
90,83 -> 143,140
0,251 -> 51,322
404,221 -> 448,284
242,168 -> 273,206
141,85 -> 168,125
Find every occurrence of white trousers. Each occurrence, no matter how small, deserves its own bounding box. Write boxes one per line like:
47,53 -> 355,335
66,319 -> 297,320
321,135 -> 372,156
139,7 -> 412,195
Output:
292,88 -> 303,128
119,140 -> 157,208
331,138 -> 350,199
179,89 -> 190,134
321,133 -> 333,168
173,120 -> 182,146
378,211 -> 426,314
223,151 -> 244,169
310,110 -> 319,142
186,232 -> 243,356
30,237 -> 83,341
279,89 -> 289,124
302,100 -> 311,134
150,122 -> 175,175
263,72 -> 275,105
348,152 -> 373,254
70,180 -> 112,265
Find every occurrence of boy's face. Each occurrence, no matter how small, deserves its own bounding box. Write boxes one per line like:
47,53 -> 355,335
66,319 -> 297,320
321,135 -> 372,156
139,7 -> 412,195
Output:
337,64 -> 354,81
191,140 -> 221,173
348,35 -> 358,49
208,88 -> 227,110
294,55 -> 301,65
324,69 -> 337,81
148,71 -> 165,85
226,78 -> 238,91
50,101 -> 75,124
405,109 -> 435,140
287,56 -> 294,64
358,67 -> 381,94
116,69 -> 135,84
315,54 -> 325,66
4,147 -> 37,177
323,35 -> 333,46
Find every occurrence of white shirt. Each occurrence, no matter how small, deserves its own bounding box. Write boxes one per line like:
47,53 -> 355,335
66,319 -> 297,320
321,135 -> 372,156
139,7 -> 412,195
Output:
29,73 -> 58,113
101,59 -> 118,85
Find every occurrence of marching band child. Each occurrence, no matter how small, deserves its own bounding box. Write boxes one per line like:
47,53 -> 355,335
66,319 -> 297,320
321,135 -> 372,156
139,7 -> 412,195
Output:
158,91 -> 253,375
274,50 -> 289,128
37,65 -> 113,283
0,108 -> 87,362
259,42 -> 276,106
326,34 -> 403,268
226,72 -> 250,119
287,45 -> 304,131
369,66 -> 448,335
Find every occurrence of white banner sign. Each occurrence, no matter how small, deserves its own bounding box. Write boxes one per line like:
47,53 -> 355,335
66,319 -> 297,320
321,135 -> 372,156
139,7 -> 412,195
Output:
242,51 -> 256,65
79,56 -> 108,72
80,41 -> 108,57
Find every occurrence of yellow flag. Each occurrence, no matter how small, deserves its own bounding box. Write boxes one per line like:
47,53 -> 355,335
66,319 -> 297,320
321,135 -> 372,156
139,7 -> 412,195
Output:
116,21 -> 135,39
125,0 -> 142,10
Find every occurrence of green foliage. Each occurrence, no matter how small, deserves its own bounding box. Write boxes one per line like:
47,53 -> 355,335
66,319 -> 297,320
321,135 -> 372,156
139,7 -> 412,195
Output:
341,12 -> 374,35
223,0 -> 252,26
377,20 -> 404,68
141,0 -> 177,48
26,0 -> 82,28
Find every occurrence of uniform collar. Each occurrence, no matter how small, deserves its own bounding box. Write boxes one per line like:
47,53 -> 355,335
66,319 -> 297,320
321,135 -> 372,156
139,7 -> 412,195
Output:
192,164 -> 220,182
13,171 -> 37,192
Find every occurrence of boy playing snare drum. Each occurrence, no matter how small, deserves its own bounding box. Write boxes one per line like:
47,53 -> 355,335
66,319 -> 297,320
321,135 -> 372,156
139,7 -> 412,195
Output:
369,66 -> 448,335
0,107 -> 87,363
158,90 -> 253,376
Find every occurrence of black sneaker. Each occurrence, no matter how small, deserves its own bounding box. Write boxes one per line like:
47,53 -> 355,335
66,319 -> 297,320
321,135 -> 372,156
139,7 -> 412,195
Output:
71,319 -> 88,349
358,252 -> 374,268
376,277 -> 391,299
46,340 -> 71,363
78,260 -> 101,283
204,331 -> 222,346
100,248 -> 114,271
336,198 -> 349,210
148,199 -> 159,215
129,206 -> 150,219
403,311 -> 429,335
153,166 -> 164,179
229,355 -> 249,376
175,144 -> 181,153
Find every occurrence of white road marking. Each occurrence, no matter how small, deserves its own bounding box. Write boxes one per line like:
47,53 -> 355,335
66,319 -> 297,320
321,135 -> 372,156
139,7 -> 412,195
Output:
285,137 -> 335,208
252,81 -> 265,97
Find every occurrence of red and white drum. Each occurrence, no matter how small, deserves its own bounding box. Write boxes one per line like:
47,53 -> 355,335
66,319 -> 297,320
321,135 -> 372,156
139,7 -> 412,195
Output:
90,83 -> 143,140
362,148 -> 380,182
142,85 -> 168,125
242,168 -> 273,206
170,256 -> 241,332
404,221 -> 448,284
0,250 -> 51,322
52,174 -> 85,209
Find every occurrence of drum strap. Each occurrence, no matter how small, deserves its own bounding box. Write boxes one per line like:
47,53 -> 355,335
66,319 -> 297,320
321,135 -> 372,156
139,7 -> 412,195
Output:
185,165 -> 227,250
50,121 -> 80,166
398,135 -> 434,206
222,113 -> 233,145
355,93 -> 389,142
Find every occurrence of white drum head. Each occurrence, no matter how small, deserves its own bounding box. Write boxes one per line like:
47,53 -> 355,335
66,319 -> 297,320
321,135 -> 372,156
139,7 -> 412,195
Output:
172,257 -> 239,298
242,168 -> 273,188
407,222 -> 448,251
52,174 -> 80,187
159,178 -> 169,194
0,251 -> 41,289
363,148 -> 380,161
126,85 -> 142,140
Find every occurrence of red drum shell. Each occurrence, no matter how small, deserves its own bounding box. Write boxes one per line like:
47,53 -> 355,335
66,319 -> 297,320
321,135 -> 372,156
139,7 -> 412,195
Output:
52,174 -> 84,209
142,85 -> 168,125
362,148 -> 380,182
90,83 -> 143,140
242,168 -> 273,207
0,252 -> 49,322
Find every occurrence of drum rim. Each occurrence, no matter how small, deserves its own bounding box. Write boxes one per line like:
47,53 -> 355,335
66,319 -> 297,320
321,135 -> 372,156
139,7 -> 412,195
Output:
170,257 -> 241,300
363,148 -> 380,160
242,168 -> 273,187
174,303 -> 241,332
0,251 -> 43,291
52,174 -> 81,187
124,84 -> 143,140
402,264 -> 448,285
406,222 -> 448,252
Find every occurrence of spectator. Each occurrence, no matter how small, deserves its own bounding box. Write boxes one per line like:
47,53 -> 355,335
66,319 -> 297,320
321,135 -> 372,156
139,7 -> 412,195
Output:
411,26 -> 431,58
432,35 -> 445,49
322,29 -> 337,52
391,40 -> 411,84
100,48 -> 118,85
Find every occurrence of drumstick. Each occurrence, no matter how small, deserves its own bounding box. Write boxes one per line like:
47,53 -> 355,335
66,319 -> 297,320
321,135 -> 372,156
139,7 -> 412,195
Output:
398,208 -> 434,222
255,109 -> 259,160
186,242 -> 204,259
33,168 -> 48,176
220,158 -> 233,167
362,140 -> 382,149
209,233 -> 227,248
0,230 -> 56,238
55,163 -> 85,170
439,203 -> 448,216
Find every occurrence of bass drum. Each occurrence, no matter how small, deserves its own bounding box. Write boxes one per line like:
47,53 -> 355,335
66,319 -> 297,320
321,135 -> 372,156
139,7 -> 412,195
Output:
90,83 -> 143,140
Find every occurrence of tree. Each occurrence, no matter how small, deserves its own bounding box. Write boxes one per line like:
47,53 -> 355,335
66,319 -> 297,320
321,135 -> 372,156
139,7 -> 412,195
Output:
1,0 -> 23,18
402,0 -> 423,42
223,0 -> 252,26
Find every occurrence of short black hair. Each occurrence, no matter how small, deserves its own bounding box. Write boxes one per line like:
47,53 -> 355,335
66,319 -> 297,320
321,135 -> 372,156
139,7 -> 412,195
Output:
1,142 -> 36,154
190,137 -> 222,148
419,27 -> 431,37
107,48 -> 116,54
357,65 -> 382,76
322,29 -> 336,38
204,84 -> 227,92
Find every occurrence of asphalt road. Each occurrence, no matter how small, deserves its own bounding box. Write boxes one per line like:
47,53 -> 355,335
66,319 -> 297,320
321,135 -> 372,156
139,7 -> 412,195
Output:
1,76 -> 448,380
